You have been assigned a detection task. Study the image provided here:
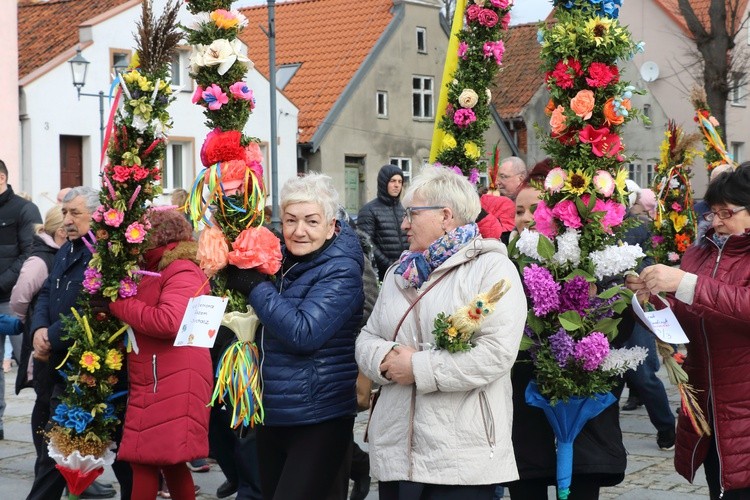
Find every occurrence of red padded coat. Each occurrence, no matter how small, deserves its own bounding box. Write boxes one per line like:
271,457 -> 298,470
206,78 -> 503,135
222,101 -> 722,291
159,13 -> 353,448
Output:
671,230 -> 750,492
109,241 -> 212,466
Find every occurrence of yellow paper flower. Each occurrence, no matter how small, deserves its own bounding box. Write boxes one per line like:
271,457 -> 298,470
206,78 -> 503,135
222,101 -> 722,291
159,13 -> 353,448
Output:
584,17 -> 613,46
670,211 -> 688,232
80,351 -> 101,373
614,168 -> 628,197
442,134 -> 457,150
211,9 -> 240,30
564,169 -> 591,196
545,167 -> 567,193
464,141 -> 481,159
105,349 -> 123,371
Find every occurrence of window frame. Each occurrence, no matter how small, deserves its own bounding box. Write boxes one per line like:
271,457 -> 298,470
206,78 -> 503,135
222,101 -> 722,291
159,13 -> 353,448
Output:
731,72 -> 746,106
411,75 -> 434,120
161,137 -> 195,192
416,27 -> 427,54
376,91 -> 389,118
390,157 -> 412,183
170,46 -> 193,92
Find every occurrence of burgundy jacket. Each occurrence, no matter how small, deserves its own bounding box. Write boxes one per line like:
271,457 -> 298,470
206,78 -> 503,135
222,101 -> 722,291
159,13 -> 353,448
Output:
109,241 -> 212,466
671,230 -> 750,492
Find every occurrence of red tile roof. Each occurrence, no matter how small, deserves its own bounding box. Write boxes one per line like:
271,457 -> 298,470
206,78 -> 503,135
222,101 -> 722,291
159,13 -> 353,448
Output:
491,22 -> 546,120
18,0 -> 132,80
239,0 -> 395,144
654,0 -> 749,37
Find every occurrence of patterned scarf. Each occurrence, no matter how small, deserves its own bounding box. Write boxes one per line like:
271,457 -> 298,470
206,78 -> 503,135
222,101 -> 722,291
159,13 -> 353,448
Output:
395,223 -> 479,288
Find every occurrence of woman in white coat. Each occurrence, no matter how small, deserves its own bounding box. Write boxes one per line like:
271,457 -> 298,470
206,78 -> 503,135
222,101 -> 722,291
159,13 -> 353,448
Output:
355,166 -> 527,500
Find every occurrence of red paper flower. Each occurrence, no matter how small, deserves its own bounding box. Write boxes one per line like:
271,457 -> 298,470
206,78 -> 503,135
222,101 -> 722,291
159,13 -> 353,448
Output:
579,125 -> 622,158
227,226 -> 282,275
585,62 -> 618,88
548,58 -> 583,89
55,465 -> 104,496
200,128 -> 246,167
112,166 -> 131,183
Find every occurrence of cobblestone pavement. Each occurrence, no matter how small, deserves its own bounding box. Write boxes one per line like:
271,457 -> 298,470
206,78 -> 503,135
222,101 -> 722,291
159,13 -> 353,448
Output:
0,358 -> 709,499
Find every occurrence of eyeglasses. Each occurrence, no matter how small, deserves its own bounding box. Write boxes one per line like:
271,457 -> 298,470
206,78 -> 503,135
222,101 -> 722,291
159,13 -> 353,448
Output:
499,174 -> 521,181
702,206 -> 748,222
403,206 -> 445,223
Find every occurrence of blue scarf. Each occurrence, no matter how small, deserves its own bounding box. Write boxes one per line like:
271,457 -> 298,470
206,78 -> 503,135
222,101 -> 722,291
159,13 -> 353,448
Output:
395,223 -> 479,288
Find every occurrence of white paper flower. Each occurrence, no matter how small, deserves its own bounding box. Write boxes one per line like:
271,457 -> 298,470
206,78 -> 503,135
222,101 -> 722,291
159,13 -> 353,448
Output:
600,346 -> 648,375
516,229 -> 544,261
48,441 -> 117,474
189,44 -> 207,74
458,89 -> 479,108
231,9 -> 249,28
589,243 -> 645,280
668,176 -> 680,189
131,115 -> 149,133
188,12 -> 211,30
201,39 -> 252,76
552,228 -> 581,267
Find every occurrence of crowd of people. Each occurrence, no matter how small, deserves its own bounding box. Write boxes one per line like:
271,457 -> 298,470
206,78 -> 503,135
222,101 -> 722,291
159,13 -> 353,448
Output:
1,155 -> 749,500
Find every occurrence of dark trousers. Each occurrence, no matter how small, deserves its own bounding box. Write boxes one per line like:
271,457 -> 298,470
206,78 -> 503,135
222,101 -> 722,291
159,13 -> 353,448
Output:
506,477 -> 600,500
256,416 -> 354,500
26,383 -> 133,500
623,323 -> 675,433
379,481 -> 496,500
208,404 -> 263,499
350,441 -> 370,480
31,360 -> 52,476
705,435 -> 750,500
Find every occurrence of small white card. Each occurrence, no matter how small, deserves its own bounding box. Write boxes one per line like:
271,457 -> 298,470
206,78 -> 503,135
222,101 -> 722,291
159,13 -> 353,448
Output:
174,295 -> 229,348
632,294 -> 689,344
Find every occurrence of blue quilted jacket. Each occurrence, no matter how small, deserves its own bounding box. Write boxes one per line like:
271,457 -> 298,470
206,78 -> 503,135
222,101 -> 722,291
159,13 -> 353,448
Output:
249,221 -> 364,426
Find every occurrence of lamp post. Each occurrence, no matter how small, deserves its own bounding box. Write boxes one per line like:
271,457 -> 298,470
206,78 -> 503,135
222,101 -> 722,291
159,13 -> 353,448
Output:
68,48 -> 128,153
266,0 -> 280,230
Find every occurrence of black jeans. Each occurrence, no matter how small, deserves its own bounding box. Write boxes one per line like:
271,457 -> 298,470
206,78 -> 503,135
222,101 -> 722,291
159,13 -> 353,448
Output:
256,416 -> 353,500
506,476 -> 600,500
378,481 -> 495,500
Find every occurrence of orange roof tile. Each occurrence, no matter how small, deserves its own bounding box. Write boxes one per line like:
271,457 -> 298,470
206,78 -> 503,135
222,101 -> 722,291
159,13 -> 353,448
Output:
654,0 -> 749,37
491,22 -> 546,120
239,0 -> 394,144
18,0 -> 132,80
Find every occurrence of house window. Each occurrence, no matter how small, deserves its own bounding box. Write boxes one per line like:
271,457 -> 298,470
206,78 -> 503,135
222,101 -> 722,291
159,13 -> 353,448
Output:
377,91 -> 388,118
416,27 -> 427,53
732,142 -> 744,163
163,140 -> 194,191
646,162 -> 656,186
276,63 -> 301,89
412,76 -> 434,119
110,50 -> 130,80
627,163 -> 642,185
390,157 -> 412,183
170,49 -> 193,92
731,72 -> 746,105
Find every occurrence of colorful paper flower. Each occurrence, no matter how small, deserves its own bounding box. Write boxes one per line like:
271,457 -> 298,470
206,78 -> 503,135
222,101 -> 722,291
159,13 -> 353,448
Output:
563,169 -> 591,196
118,278 -> 138,298
453,108 -> 477,128
593,170 -> 615,197
211,9 -> 241,29
229,81 -> 255,104
464,141 -> 481,159
124,222 -> 147,244
570,90 -> 595,120
458,89 -> 479,108
103,209 -> 125,228
552,200 -> 583,228
203,84 -> 229,111
80,351 -> 102,373
104,349 -> 123,371
545,167 -> 567,193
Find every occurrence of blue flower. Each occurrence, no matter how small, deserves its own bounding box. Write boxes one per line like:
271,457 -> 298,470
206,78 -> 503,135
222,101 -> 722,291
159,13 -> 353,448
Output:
537,29 -> 545,44
65,406 -> 94,434
52,404 -> 70,426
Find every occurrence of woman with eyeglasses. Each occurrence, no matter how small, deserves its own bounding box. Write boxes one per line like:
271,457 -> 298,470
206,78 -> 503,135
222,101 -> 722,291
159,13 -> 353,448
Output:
626,162 -> 750,499
356,166 -> 527,500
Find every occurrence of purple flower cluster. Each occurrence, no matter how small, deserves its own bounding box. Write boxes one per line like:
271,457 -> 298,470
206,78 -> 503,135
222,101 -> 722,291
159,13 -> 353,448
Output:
118,277 -> 138,298
83,267 -> 103,294
560,276 -> 590,315
549,328 -> 575,367
574,332 -> 610,371
523,264 -> 561,317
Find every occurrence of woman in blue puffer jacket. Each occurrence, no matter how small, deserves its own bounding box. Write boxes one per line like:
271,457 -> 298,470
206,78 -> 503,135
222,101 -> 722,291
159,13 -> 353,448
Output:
226,172 -> 364,500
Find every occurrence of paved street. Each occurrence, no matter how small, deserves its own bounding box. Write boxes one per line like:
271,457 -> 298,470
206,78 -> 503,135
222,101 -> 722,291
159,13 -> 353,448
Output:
0,360 -> 708,499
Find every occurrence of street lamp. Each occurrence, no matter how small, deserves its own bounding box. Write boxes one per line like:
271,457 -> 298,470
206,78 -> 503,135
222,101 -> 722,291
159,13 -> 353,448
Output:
68,48 -> 129,152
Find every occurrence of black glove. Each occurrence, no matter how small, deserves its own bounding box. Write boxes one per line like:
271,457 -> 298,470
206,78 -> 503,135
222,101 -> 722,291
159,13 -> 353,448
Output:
225,265 -> 267,296
476,208 -> 489,223
89,295 -> 111,316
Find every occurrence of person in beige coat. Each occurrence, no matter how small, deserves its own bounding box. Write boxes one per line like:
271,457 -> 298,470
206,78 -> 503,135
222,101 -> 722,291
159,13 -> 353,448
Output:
355,166 -> 527,500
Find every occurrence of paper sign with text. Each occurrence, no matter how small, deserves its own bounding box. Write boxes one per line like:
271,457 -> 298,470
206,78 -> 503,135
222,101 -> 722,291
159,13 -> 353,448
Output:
174,295 -> 229,348
632,294 -> 689,344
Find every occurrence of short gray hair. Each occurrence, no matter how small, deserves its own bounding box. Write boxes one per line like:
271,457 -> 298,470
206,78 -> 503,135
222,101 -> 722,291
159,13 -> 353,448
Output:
63,186 -> 100,214
502,156 -> 527,175
280,172 -> 340,221
403,166 -> 481,225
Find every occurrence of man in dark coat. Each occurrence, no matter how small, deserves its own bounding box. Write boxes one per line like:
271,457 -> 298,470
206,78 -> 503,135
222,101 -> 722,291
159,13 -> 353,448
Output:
27,187 -> 127,500
357,165 -> 408,280
0,159 -> 41,441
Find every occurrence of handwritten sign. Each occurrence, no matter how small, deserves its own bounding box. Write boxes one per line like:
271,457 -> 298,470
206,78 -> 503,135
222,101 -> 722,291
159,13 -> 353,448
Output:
174,295 -> 229,348
632,294 -> 689,344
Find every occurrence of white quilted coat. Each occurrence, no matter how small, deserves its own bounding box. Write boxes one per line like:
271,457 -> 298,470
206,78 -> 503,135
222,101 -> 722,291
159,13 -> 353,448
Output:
356,237 -> 527,485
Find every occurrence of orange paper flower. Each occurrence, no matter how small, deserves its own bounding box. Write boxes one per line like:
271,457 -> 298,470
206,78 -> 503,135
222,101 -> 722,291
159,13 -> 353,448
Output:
227,226 -> 282,275
550,105 -> 567,135
197,224 -> 230,277
603,97 -> 630,126
675,233 -> 691,253
570,90 -> 595,120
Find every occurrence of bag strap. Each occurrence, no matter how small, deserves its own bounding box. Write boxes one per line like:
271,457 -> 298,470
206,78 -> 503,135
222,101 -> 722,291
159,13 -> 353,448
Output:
391,269 -> 454,342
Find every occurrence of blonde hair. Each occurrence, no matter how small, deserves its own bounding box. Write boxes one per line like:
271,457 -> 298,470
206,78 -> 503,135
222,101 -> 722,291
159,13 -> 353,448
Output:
171,188 -> 189,208
403,165 -> 481,225
38,206 -> 64,237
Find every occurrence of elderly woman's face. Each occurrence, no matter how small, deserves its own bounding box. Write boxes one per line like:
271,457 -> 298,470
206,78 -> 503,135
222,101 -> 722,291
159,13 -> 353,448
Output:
401,195 -> 448,252
515,187 -> 542,234
282,202 -> 335,256
709,202 -> 750,236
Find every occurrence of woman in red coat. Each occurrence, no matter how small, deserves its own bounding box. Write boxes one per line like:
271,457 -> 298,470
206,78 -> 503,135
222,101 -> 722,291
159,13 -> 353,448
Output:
108,208 -> 212,500
627,163 -> 750,499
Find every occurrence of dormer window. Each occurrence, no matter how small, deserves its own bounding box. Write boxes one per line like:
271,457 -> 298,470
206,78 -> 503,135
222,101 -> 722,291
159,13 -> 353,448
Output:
416,27 -> 427,54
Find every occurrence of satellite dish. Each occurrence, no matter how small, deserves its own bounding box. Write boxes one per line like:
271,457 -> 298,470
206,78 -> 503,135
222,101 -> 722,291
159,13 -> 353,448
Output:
640,61 -> 660,82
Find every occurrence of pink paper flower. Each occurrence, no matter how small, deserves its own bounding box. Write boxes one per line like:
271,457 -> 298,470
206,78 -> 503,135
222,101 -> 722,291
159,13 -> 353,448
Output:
533,200 -> 558,239
203,84 -> 229,111
477,8 -> 499,27
483,41 -> 505,65
552,200 -> 583,229
672,202 -> 683,211
118,278 -> 138,298
458,41 -> 469,60
466,4 -> 481,21
192,85 -> 204,104
112,166 -> 131,183
491,0 -> 511,7
601,200 -> 626,232
91,206 -> 105,223
593,170 -> 615,197
124,222 -> 147,244
545,167 -> 567,193
453,108 -> 477,128
103,209 -> 124,228
229,81 -> 255,102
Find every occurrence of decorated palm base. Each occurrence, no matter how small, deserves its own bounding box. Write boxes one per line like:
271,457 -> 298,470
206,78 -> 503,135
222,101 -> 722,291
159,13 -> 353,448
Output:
48,431 -> 116,500
526,381 -> 616,500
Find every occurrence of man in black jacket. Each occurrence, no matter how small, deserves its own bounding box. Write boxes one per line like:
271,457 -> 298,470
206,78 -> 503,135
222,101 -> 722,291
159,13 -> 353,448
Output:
0,159 -> 41,441
357,165 -> 408,280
